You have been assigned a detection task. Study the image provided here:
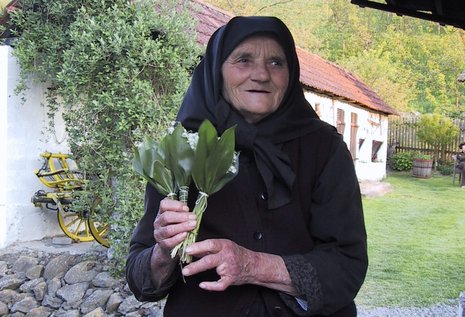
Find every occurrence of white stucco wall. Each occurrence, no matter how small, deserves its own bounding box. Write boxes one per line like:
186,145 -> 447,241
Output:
305,91 -> 388,181
0,46 -> 69,248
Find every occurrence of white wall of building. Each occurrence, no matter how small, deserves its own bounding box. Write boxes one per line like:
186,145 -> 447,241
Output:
0,46 -> 69,248
305,91 -> 388,181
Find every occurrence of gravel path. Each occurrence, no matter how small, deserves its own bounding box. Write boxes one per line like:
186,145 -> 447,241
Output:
357,300 -> 460,317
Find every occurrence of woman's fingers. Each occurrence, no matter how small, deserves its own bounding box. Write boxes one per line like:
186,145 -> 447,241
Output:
153,198 -> 195,251
182,239 -> 253,290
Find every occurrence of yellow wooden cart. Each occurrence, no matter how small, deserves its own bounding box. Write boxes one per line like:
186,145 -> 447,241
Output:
31,152 -> 109,247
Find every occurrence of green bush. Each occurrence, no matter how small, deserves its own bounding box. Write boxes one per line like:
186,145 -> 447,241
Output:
11,0 -> 201,274
390,151 -> 414,171
413,152 -> 433,160
437,162 -> 453,175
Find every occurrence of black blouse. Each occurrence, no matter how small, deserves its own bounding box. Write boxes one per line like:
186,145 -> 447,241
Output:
126,122 -> 368,317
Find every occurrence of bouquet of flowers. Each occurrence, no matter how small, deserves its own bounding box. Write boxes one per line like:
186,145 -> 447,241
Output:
133,120 -> 239,263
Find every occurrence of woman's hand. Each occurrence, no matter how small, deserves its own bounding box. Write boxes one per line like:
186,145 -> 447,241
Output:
153,198 -> 197,257
181,239 -> 298,296
149,198 -> 196,288
181,239 -> 253,291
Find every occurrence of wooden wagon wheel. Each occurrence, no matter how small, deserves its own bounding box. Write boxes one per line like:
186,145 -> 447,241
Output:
56,200 -> 94,242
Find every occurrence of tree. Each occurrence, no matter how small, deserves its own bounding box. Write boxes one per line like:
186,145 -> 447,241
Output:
206,0 -> 465,117
416,113 -> 459,163
10,0 -> 200,272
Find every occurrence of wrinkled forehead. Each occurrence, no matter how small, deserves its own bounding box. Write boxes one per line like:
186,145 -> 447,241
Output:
223,33 -> 285,59
220,16 -> 296,65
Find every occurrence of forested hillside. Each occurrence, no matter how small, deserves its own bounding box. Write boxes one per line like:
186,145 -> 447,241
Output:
204,0 -> 465,117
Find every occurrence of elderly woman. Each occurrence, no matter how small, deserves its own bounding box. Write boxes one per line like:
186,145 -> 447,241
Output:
126,16 -> 368,317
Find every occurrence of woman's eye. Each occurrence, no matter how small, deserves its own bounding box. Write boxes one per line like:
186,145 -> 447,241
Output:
270,59 -> 284,66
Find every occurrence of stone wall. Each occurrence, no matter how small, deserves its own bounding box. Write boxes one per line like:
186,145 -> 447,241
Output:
0,248 -> 164,317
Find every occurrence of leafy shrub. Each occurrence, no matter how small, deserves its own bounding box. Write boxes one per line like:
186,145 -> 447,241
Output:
437,162 -> 453,176
11,0 -> 200,274
390,151 -> 414,171
413,152 -> 433,160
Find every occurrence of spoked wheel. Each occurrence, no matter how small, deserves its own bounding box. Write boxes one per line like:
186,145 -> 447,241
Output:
88,219 -> 110,248
56,203 -> 94,242
88,197 -> 110,248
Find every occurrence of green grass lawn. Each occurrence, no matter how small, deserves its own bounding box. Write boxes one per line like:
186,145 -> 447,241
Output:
355,171 -> 465,308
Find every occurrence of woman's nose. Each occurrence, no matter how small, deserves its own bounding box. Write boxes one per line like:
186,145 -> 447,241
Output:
250,62 -> 270,82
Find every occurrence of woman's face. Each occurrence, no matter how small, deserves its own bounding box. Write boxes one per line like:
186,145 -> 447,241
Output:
221,35 -> 289,123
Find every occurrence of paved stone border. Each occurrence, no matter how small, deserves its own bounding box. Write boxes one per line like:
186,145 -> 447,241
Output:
0,239 -> 462,317
0,248 -> 164,316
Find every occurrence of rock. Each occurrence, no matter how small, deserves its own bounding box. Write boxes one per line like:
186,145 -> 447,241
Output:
106,292 -> 123,313
0,301 -> 8,316
54,310 -> 80,317
33,281 -> 47,301
0,261 -> 7,277
46,277 -> 61,296
64,261 -> 99,284
25,306 -> 52,317
10,296 -> 38,313
56,282 -> 89,304
52,237 -> 73,245
41,294 -> 62,309
92,271 -> 117,288
19,277 -> 43,292
0,245 -> 167,316
13,256 -> 38,275
0,275 -> 25,290
26,265 -> 44,280
80,289 -> 113,314
140,302 -> 163,317
0,289 -> 27,304
82,307 -> 105,317
43,254 -> 74,280
118,295 -> 142,315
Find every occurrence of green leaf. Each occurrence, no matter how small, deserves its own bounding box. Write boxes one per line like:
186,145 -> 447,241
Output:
151,160 -> 175,196
204,126 -> 236,192
165,123 -> 194,186
192,120 -> 218,191
210,153 -> 240,195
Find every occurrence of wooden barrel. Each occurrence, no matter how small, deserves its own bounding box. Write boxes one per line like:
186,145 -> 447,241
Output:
412,159 -> 433,178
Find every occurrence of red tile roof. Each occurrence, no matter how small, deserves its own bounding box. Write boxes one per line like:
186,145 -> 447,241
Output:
190,0 -> 397,115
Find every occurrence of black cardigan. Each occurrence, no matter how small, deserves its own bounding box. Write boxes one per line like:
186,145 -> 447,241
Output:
126,123 -> 368,317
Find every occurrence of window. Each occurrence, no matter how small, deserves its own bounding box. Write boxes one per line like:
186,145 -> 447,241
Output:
336,109 -> 345,134
372,140 -> 383,162
350,113 -> 359,160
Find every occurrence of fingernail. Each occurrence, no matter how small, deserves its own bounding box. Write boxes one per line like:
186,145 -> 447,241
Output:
199,283 -> 206,289
185,246 -> 192,253
182,268 -> 189,275
188,220 -> 196,227
188,214 -> 196,221
182,205 -> 190,212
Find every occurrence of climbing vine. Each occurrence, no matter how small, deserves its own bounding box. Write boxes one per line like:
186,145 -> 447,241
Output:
10,0 -> 200,272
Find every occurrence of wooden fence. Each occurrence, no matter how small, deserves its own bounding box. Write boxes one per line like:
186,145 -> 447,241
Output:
388,115 -> 465,162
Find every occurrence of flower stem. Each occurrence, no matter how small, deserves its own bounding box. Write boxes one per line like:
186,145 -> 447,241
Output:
178,186 -> 189,204
179,192 -> 208,263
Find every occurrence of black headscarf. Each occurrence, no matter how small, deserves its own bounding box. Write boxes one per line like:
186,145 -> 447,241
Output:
177,16 -> 323,209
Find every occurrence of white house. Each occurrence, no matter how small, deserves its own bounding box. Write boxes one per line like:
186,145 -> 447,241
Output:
0,0 -> 397,248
